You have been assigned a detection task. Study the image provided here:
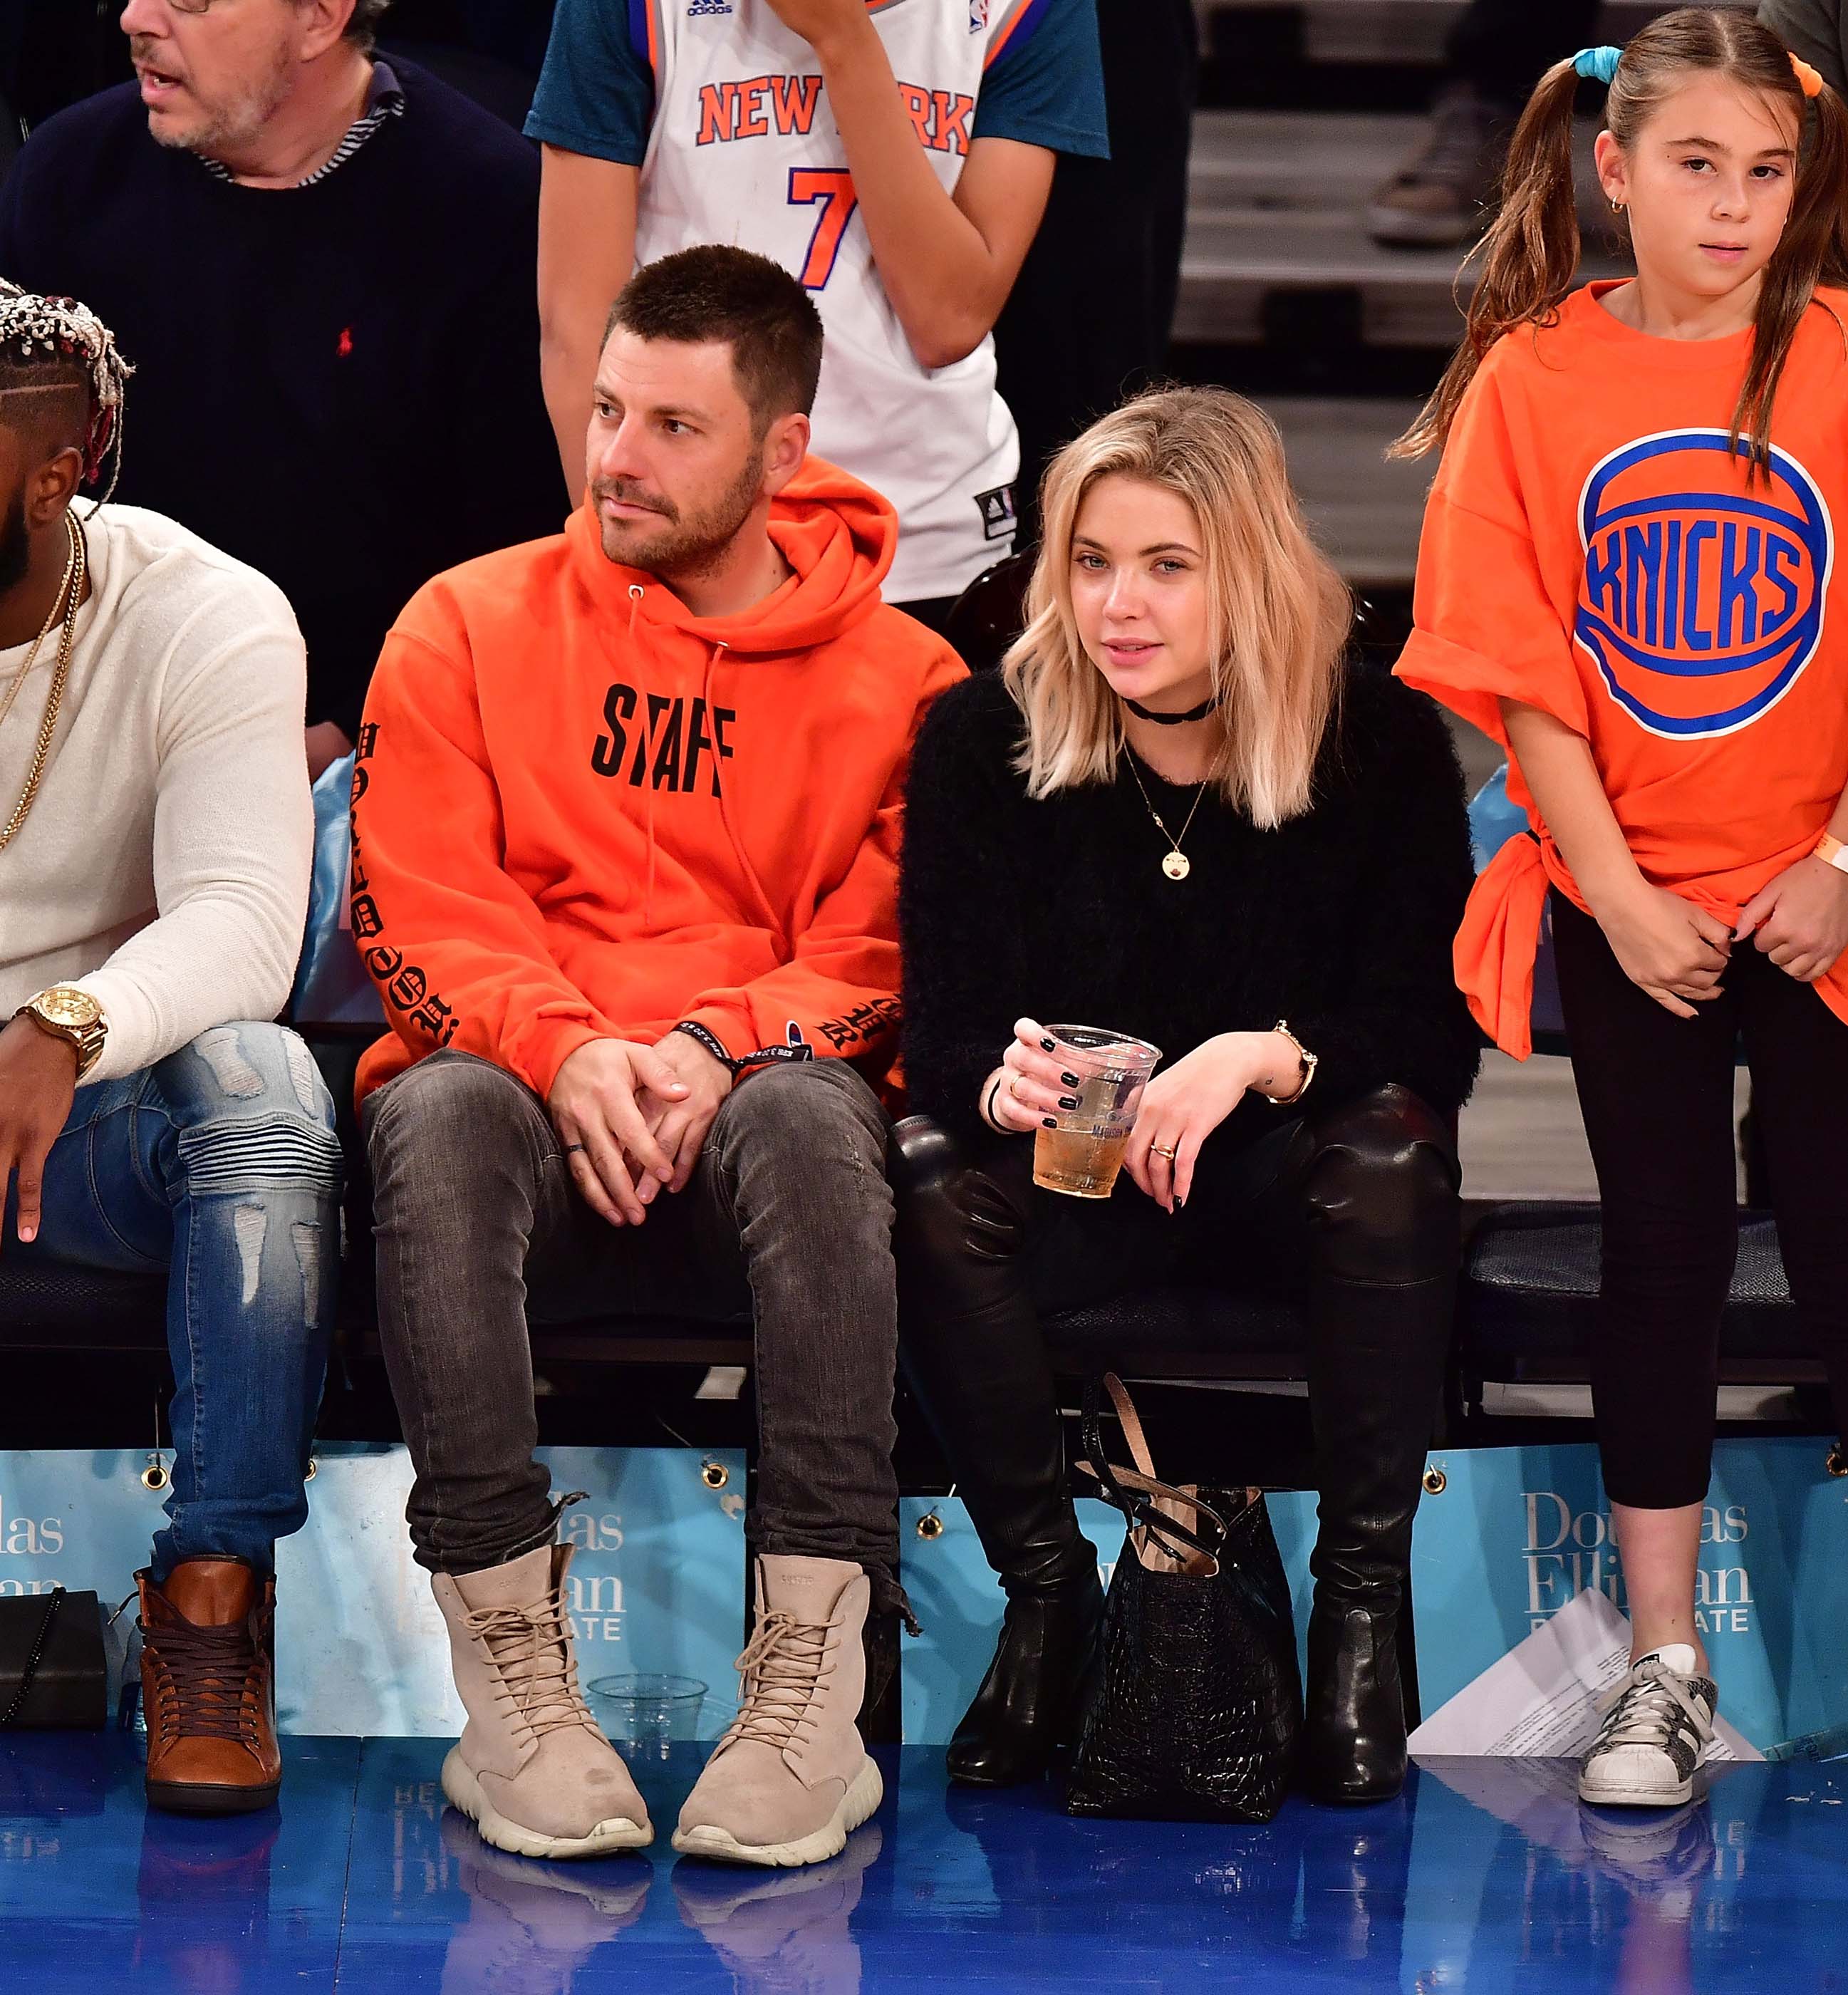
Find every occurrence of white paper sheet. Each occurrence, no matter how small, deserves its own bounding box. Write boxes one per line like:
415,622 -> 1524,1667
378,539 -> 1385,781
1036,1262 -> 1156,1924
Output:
1407,1585 -> 1763,1761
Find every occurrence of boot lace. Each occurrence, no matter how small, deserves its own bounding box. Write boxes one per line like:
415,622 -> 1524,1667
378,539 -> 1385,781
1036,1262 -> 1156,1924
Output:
464,1594 -> 595,1741
1592,1659 -> 1713,1759
141,1617 -> 262,1746
725,1612 -> 834,1752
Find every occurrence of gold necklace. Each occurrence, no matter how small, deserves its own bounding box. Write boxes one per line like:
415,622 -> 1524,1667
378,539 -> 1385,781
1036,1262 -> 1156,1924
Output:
0,520 -> 78,734
1126,751 -> 1209,882
0,513 -> 85,855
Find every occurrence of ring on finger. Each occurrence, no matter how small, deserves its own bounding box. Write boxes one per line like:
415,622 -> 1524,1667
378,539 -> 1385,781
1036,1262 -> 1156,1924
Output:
565,1143 -> 587,1154
1150,1142 -> 1177,1160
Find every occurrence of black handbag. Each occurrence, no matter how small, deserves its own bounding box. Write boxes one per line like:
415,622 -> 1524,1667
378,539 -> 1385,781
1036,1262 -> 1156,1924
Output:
1064,1374 -> 1302,1823
0,1587 -> 108,1729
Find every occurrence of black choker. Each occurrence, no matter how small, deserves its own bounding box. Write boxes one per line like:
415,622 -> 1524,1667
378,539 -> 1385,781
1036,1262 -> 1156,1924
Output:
1125,693 -> 1221,726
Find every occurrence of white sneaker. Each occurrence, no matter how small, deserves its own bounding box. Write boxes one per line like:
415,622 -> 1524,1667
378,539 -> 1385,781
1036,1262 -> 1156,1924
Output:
1578,1645 -> 1716,1809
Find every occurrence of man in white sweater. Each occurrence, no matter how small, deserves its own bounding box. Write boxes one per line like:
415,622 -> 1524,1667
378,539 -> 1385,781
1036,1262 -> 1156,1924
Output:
0,288 -> 339,1815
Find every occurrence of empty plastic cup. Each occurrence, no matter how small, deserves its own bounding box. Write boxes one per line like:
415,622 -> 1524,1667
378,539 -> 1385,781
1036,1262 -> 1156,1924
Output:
588,1672 -> 707,1756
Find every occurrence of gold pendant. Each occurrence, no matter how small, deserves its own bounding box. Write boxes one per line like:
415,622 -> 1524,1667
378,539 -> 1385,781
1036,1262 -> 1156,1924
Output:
1162,851 -> 1190,881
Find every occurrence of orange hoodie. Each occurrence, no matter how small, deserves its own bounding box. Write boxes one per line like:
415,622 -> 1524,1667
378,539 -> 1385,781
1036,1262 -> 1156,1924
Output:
350,456 -> 966,1103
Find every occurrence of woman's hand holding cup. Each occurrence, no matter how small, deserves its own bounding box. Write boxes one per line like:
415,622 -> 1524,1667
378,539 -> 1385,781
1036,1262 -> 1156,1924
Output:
981,1017 -> 1087,1134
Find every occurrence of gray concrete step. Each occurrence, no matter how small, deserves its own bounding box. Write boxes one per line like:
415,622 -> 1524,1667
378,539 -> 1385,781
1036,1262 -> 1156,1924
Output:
1178,108 -> 1625,348
1193,0 -> 1750,68
1266,394 -> 1428,590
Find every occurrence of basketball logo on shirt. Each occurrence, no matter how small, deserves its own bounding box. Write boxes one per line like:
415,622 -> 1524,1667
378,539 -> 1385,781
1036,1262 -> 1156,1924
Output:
1575,428 -> 1832,739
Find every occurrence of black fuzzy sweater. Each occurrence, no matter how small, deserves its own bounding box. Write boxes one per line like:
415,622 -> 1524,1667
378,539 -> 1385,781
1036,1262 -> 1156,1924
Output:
899,663 -> 1482,1144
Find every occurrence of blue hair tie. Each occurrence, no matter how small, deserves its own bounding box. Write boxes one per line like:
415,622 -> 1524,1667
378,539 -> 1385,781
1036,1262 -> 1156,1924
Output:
1573,45 -> 1622,86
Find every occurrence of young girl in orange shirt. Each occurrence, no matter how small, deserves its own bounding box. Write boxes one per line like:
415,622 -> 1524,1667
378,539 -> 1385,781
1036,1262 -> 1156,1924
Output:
1398,7 -> 1848,1806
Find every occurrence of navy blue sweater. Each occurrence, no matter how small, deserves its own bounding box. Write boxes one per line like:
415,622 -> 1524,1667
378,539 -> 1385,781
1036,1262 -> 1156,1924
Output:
0,61 -> 569,738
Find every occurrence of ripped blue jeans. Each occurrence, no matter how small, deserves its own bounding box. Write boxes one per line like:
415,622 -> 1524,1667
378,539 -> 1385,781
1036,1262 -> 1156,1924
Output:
18,1022 -> 343,1577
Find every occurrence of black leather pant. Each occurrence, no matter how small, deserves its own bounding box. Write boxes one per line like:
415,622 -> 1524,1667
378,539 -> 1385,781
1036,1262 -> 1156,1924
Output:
891,1084 -> 1462,1608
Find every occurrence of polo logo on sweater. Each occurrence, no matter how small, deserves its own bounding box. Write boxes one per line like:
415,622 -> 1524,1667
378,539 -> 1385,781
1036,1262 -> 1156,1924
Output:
1575,429 -> 1833,739
591,683 -> 737,795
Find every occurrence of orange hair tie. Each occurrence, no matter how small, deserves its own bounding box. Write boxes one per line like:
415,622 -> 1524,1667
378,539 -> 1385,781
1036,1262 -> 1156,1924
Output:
1790,51 -> 1824,98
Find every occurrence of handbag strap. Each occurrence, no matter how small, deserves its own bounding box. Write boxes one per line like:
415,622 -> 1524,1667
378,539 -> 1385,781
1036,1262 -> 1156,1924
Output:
1077,1374 -> 1229,1568
0,1587 -> 66,1729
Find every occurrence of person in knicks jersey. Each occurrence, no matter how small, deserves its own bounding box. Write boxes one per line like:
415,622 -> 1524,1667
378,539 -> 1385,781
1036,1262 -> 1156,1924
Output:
526,0 -> 1108,636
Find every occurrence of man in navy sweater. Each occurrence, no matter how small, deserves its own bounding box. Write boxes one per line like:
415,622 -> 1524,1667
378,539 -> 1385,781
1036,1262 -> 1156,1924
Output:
0,0 -> 567,772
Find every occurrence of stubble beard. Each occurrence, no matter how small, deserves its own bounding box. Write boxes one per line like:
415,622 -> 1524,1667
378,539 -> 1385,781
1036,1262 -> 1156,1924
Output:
137,39 -> 296,162
596,452 -> 766,583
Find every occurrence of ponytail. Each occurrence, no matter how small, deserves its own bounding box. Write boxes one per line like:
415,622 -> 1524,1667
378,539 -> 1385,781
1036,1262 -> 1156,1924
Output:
1391,58 -> 1584,461
1393,6 -> 1848,470
1737,74 -> 1848,470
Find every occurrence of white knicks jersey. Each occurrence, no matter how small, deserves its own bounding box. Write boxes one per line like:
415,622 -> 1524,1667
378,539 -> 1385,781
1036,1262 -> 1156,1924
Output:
633,0 -> 1043,602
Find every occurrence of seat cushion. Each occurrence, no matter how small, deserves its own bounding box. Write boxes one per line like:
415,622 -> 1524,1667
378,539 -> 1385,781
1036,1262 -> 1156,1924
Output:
1463,1201 -> 1814,1384
1044,1286 -> 1308,1379
0,1261 -> 168,1350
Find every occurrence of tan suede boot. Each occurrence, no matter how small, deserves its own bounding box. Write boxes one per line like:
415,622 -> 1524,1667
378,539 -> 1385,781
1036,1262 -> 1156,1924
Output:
673,1555 -> 883,1867
432,1544 -> 653,1859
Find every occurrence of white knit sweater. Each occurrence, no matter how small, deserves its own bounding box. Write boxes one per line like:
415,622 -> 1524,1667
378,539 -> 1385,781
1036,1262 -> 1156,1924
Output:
0,505 -> 312,1085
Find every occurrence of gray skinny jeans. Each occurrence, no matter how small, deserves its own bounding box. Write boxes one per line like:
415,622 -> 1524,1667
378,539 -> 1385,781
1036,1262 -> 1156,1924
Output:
363,1050 -> 907,1617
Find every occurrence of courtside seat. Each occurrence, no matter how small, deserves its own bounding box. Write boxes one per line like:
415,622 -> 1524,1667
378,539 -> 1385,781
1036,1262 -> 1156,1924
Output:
1460,1201 -> 1823,1413
1042,1286 -> 1309,1382
0,1260 -> 167,1352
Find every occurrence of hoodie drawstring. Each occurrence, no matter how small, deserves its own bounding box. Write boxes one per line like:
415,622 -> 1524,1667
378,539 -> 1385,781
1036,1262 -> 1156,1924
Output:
703,637 -> 786,950
628,586 -> 663,926
623,582 -> 787,950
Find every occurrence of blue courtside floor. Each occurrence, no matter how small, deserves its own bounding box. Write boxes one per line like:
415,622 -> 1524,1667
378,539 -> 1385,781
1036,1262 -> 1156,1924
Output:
2,1736 -> 1844,1991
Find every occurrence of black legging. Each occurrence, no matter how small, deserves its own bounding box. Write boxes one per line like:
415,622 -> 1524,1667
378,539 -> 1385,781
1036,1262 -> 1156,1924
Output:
1550,893 -> 1848,1507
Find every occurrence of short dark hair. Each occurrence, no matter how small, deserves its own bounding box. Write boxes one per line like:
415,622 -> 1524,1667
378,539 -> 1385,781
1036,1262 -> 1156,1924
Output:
310,0 -> 390,51
606,247 -> 824,429
348,0 -> 390,48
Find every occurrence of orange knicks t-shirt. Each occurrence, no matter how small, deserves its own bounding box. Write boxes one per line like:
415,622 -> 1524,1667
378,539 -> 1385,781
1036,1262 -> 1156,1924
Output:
1397,281 -> 1848,1058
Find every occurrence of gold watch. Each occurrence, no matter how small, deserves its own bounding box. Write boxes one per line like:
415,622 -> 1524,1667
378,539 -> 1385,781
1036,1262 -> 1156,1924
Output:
16,985 -> 107,1081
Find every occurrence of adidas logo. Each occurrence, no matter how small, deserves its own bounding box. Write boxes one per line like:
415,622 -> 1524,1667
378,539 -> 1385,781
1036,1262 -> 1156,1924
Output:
689,0 -> 732,14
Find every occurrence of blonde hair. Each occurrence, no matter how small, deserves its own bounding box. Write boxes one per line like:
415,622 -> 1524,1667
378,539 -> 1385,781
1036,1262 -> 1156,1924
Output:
1396,7 -> 1848,466
1002,387 -> 1350,829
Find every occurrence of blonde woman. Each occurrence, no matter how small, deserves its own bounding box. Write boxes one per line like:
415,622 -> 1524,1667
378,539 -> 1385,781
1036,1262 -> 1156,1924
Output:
893,387 -> 1480,1805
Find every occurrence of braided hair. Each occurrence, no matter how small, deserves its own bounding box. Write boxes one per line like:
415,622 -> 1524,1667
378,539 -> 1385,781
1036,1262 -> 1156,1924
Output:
0,283 -> 134,505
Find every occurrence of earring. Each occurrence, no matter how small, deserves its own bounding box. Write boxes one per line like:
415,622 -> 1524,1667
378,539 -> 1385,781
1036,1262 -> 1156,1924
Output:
1610,197 -> 1625,214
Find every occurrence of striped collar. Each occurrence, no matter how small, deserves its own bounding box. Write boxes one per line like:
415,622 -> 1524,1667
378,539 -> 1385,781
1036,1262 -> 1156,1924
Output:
196,59 -> 405,188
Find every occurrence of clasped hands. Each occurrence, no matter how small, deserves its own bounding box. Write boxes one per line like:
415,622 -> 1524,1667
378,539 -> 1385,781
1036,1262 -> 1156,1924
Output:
986,1016 -> 1303,1215
1596,856 -> 1848,1019
546,1032 -> 732,1226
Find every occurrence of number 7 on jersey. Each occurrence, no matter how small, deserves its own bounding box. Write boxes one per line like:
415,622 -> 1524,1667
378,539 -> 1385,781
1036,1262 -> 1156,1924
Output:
787,169 -> 860,291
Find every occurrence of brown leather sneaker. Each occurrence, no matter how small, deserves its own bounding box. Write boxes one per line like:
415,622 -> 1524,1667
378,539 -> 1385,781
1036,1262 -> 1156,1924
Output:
137,1560 -> 281,1815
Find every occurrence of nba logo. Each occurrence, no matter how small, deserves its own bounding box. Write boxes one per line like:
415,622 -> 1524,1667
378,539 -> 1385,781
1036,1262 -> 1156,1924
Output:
1575,428 -> 1833,738
970,0 -> 988,28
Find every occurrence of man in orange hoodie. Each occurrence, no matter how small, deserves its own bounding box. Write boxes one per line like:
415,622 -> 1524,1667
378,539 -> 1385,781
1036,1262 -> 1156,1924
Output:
353,246 -> 965,1870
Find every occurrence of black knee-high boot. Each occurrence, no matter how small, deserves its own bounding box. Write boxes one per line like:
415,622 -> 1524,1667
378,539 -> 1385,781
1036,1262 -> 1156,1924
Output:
889,1118 -> 1103,1787
1298,1089 -> 1459,1805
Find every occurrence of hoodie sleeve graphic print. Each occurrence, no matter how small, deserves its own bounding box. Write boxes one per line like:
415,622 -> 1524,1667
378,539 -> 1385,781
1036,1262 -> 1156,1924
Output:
1396,283 -> 1848,1058
350,456 -> 966,1104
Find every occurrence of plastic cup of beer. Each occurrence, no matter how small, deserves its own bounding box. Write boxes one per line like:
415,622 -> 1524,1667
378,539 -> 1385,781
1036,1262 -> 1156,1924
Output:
1032,1025 -> 1162,1198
